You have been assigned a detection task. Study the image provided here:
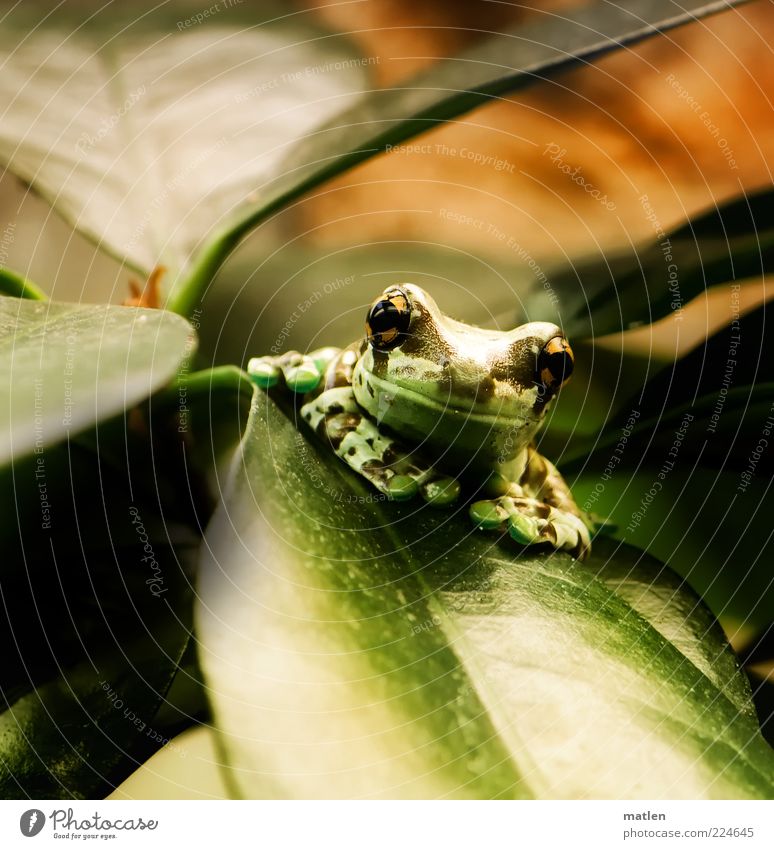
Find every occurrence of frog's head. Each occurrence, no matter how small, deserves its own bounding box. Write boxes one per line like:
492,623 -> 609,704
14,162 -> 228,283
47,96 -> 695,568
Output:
352,284 -> 574,466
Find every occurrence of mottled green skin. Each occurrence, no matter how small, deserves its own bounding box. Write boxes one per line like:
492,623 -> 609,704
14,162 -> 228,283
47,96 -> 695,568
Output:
352,284 -> 561,476
248,284 -> 591,557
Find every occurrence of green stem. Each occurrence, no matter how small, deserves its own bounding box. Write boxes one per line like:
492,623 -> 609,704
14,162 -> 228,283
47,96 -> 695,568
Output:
165,229 -> 241,318
0,268 -> 47,300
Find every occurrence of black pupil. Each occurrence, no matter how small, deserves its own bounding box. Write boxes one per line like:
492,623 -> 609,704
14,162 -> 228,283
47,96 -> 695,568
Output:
367,291 -> 411,349
369,298 -> 402,334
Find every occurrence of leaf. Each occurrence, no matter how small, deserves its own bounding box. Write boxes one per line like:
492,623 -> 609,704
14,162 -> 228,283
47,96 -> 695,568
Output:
529,186 -> 774,338
557,301 -> 774,629
0,362 -> 248,796
0,296 -> 194,465
0,427 -> 197,798
196,392 -> 774,799
562,299 -> 774,472
196,242 -> 541,368
0,586 -> 193,800
0,363 -> 251,698
0,2 -> 749,315
0,3 -> 370,292
176,0 -> 753,314
571,465 -> 774,633
0,373 -> 244,796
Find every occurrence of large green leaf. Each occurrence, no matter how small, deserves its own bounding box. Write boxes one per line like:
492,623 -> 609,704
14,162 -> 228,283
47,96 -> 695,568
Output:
0,3 -> 370,293
0,295 -> 194,465
196,392 -> 774,799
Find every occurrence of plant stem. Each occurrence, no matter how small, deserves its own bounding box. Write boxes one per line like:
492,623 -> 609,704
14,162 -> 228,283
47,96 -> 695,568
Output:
0,268 -> 47,300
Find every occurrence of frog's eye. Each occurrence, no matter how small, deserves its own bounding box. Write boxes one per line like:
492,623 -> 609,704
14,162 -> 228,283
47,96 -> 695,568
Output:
536,336 -> 574,391
365,287 -> 412,351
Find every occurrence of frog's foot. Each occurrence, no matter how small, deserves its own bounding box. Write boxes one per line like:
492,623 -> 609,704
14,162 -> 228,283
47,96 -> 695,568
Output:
247,348 -> 340,394
301,387 -> 461,506
470,495 -> 591,560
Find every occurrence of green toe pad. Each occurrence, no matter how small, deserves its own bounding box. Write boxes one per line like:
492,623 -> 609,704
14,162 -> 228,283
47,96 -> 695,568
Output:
423,477 -> 461,507
247,357 -> 280,388
309,346 -> 340,374
508,513 -> 541,544
469,501 -> 505,529
284,362 -> 322,393
388,475 -> 419,501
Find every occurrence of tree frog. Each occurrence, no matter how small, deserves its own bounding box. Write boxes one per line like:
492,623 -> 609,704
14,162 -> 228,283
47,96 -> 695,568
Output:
248,284 -> 591,558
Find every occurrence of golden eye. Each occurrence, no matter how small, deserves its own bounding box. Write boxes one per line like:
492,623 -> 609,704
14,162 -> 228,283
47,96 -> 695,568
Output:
365,287 -> 412,351
536,336 -> 574,390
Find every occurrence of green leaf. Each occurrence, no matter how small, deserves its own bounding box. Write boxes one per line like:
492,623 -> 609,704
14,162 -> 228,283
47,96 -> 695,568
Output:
557,301 -> 774,629
562,299 -> 773,472
0,426 -> 198,798
0,363 -> 249,795
197,393 -> 774,799
0,586 -> 193,799
0,3 -> 370,293
571,466 -> 774,633
530,187 -> 774,338
0,359 -> 251,797
0,296 -> 194,465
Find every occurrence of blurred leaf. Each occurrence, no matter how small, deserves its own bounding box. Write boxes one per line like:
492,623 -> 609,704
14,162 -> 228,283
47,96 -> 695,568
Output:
0,0 -> 747,315
197,393 -> 774,799
530,187 -> 774,338
200,243 -> 658,453
0,360 -> 250,796
197,242 -> 540,367
0,3 -> 369,295
561,301 -> 774,630
178,0 -> 751,314
0,585 -> 193,800
0,296 -> 194,465
562,300 -> 773,472
0,425 -> 197,798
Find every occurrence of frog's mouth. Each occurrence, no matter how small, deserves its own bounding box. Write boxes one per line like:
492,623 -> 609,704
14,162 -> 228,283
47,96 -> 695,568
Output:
359,371 -> 538,429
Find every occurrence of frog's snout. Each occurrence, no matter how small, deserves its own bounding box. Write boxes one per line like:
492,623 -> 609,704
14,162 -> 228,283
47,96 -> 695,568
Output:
444,359 -> 498,405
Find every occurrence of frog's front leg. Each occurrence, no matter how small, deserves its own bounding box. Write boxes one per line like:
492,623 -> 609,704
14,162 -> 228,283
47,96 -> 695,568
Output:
248,347 -> 341,394
470,447 -> 591,559
301,387 -> 461,506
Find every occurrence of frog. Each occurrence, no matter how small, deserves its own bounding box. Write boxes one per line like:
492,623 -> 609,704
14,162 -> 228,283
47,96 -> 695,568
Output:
248,284 -> 592,558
